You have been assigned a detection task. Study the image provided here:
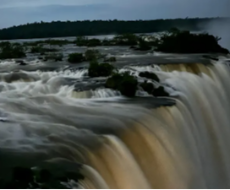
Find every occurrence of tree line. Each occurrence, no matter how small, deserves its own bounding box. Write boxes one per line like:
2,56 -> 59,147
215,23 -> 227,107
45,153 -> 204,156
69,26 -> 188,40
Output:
0,18 -> 228,40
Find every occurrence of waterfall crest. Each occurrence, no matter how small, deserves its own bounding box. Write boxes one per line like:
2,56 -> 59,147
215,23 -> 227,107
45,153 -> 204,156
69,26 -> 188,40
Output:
0,61 -> 230,188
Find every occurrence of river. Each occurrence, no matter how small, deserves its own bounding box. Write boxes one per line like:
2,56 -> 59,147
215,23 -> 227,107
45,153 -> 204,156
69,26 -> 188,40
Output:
0,37 -> 230,188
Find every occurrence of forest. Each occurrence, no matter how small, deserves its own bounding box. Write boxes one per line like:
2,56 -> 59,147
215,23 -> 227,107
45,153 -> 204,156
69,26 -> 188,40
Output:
0,18 -> 228,40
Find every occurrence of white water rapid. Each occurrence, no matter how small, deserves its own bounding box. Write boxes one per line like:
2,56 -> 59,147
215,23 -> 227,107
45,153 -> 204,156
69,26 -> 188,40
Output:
0,60 -> 230,188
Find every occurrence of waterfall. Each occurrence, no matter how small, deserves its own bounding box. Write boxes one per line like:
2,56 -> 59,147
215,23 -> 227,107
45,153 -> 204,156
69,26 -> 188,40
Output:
0,61 -> 230,188
72,89 -> 121,99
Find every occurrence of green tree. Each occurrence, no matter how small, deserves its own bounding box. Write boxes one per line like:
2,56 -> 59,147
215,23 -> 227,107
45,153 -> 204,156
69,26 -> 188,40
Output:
68,53 -> 85,63
88,61 -> 114,77
0,43 -> 26,59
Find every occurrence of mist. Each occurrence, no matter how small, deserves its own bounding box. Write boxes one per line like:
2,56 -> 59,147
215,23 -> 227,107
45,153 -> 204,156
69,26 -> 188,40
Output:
202,19 -> 230,51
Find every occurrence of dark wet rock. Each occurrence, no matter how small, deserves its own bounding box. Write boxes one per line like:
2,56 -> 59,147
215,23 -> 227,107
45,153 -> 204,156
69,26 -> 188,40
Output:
202,55 -> 219,61
140,81 -> 155,94
153,86 -> 170,97
0,118 -> 8,122
37,169 -> 52,183
0,163 -> 83,189
93,97 -> 175,108
139,72 -> 160,82
40,158 -> 83,178
16,60 -> 27,66
105,72 -> 138,97
13,167 -> 34,182
140,81 -> 169,97
74,83 -> 104,91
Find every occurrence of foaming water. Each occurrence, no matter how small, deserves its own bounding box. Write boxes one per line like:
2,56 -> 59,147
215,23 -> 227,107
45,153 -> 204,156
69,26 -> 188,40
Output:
71,89 -> 121,99
0,59 -> 44,72
27,69 -> 88,80
0,58 -> 230,188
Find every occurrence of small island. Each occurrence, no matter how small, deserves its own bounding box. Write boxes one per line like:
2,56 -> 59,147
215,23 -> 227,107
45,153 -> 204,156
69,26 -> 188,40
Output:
0,25 -> 228,98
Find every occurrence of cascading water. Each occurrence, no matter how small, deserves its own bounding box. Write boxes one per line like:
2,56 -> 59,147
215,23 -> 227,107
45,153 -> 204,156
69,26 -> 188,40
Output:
0,57 -> 230,188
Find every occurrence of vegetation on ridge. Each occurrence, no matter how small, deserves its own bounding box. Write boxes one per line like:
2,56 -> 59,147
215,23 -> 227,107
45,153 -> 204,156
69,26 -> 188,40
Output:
0,18 -> 228,40
157,28 -> 229,53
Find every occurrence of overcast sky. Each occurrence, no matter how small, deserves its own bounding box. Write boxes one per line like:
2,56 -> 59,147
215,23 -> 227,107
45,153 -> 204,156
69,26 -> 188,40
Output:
0,0 -> 229,28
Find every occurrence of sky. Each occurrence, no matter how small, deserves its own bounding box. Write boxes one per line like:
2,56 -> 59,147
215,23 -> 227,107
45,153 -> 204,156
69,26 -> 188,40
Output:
0,0 -> 229,28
